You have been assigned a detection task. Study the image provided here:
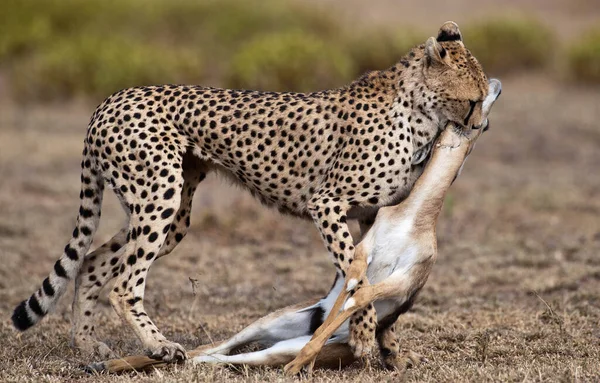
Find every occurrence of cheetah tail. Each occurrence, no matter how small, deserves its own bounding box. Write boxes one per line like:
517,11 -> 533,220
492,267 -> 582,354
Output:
12,148 -> 104,331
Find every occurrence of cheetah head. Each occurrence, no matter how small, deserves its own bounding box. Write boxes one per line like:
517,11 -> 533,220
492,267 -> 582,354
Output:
420,21 -> 502,131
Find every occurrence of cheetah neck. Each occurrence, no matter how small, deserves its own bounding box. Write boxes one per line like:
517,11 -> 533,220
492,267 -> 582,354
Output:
385,58 -> 443,159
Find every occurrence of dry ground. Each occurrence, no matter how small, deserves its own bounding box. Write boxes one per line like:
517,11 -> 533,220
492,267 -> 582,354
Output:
1,1 -> 600,379
1,75 -> 599,382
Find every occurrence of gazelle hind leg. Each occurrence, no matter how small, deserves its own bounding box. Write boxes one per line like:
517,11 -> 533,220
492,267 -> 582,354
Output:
195,336 -> 314,366
285,277 -> 410,375
202,299 -> 323,356
195,337 -> 354,368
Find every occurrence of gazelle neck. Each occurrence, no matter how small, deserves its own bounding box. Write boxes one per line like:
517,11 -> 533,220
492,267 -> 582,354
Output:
399,131 -> 471,227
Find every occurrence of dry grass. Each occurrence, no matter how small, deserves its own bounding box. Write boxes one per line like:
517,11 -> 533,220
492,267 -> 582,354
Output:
1,75 -> 600,382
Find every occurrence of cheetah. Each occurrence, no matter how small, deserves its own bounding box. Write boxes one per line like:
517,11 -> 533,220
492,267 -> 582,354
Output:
87,80 -> 501,374
12,21 -> 492,363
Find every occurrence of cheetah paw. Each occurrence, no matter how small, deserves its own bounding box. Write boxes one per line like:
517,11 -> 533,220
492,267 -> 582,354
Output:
405,350 -> 428,367
348,323 -> 376,359
146,340 -> 187,363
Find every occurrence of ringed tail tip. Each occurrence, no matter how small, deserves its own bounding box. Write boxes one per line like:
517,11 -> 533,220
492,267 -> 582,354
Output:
12,300 -> 35,331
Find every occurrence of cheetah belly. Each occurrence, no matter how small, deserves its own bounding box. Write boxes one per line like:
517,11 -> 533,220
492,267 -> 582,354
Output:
192,143 -> 323,217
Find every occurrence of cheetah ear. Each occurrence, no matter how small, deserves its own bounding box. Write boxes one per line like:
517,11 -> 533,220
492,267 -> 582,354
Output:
437,21 -> 463,42
425,37 -> 447,67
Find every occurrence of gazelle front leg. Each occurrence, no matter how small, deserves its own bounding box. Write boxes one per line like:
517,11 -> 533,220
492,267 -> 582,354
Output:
284,274 -> 416,375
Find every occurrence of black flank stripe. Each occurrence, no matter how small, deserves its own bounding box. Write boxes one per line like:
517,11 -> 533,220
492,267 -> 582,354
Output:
309,305 -> 325,334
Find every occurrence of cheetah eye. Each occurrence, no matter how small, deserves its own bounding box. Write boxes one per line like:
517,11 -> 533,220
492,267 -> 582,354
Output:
463,99 -> 478,126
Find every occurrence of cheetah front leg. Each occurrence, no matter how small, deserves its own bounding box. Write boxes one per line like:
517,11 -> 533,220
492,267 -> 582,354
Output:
306,196 -> 377,363
347,218 -> 379,363
376,322 -> 427,372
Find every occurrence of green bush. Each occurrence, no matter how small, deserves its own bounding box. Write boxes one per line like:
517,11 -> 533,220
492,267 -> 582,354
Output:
0,0 -> 51,60
568,28 -> 600,84
2,0 -> 347,99
344,30 -> 422,74
12,35 -> 203,101
226,32 -> 354,92
464,18 -> 553,75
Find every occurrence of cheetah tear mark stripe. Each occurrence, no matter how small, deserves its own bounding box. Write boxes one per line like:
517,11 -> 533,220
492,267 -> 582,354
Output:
12,144 -> 104,331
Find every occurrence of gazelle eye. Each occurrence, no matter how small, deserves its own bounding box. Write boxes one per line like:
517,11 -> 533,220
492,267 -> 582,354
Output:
463,99 -> 477,126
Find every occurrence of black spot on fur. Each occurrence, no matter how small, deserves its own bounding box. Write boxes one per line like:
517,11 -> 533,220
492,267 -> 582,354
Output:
161,208 -> 175,219
163,188 -> 175,200
80,207 -> 94,218
126,297 -> 142,306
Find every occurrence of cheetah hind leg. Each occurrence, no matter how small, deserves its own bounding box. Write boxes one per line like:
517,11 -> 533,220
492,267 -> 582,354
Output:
72,152 -> 205,360
72,227 -> 128,359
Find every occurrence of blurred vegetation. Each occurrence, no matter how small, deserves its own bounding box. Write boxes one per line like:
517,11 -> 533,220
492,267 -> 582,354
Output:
464,18 -> 554,75
0,0 -> 596,102
567,27 -> 600,84
12,36 -> 203,100
227,32 -> 353,92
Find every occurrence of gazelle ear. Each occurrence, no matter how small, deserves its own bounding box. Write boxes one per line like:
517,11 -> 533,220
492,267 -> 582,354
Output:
425,37 -> 447,67
437,21 -> 463,42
